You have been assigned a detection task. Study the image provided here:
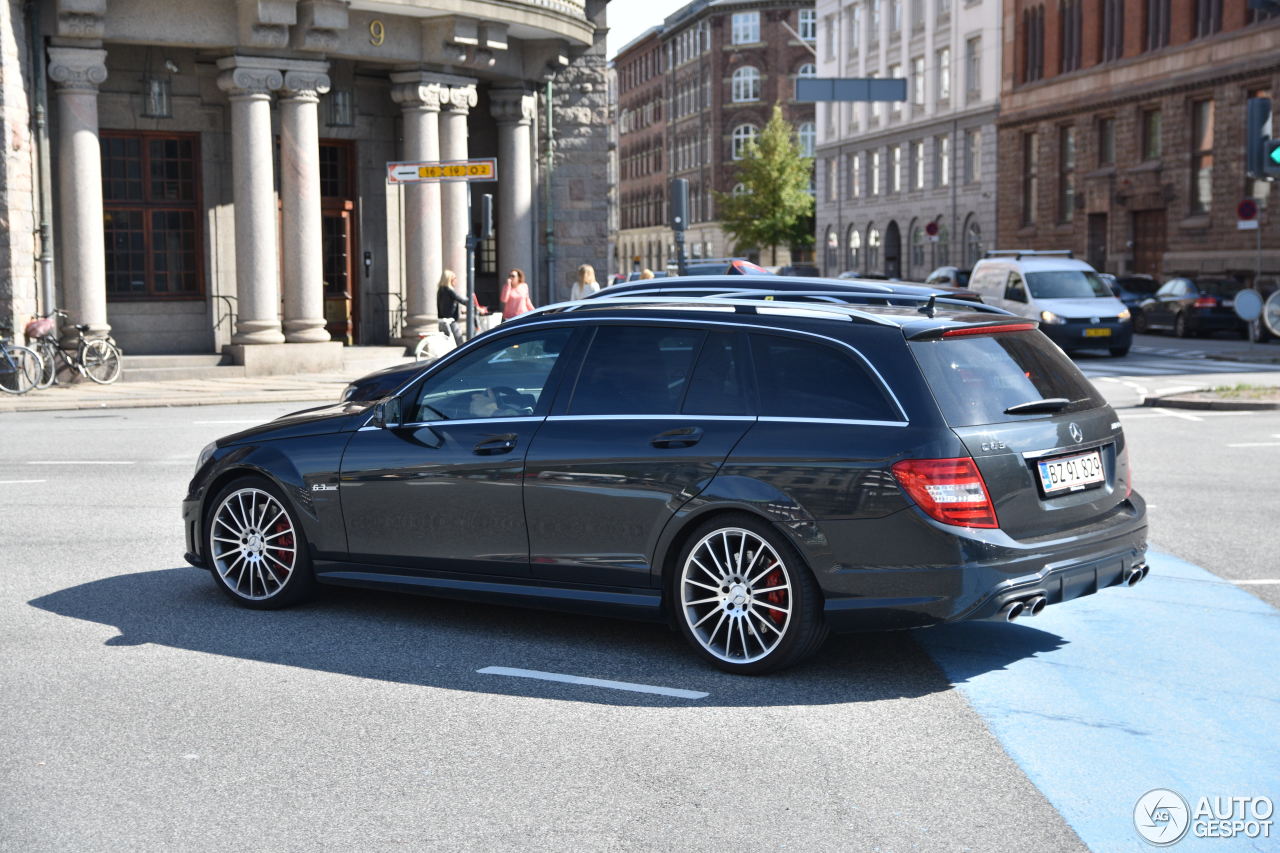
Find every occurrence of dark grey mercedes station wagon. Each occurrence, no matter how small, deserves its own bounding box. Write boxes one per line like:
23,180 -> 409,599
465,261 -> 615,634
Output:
184,291 -> 1148,673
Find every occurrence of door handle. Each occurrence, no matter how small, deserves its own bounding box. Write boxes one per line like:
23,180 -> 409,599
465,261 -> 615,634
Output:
473,434 -> 518,455
650,426 -> 704,448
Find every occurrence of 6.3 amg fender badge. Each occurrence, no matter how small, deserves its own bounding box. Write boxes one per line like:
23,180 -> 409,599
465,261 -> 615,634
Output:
311,483 -> 339,492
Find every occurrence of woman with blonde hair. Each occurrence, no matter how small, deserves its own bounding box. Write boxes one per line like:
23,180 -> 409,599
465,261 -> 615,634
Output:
500,268 -> 534,320
570,264 -> 600,301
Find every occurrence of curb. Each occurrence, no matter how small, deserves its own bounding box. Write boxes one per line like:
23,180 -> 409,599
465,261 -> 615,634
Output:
1143,395 -> 1280,411
0,391 -> 336,414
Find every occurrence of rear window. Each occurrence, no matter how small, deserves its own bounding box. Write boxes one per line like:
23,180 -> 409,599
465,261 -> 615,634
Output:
1198,280 -> 1244,297
1026,270 -> 1112,299
909,332 -> 1105,427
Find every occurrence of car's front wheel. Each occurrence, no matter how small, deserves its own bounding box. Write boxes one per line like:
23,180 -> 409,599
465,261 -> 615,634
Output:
206,476 -> 315,609
673,514 -> 827,674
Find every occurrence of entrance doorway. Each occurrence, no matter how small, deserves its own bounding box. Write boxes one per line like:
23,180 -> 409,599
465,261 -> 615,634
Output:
1131,210 -> 1165,277
319,141 -> 358,344
884,220 -> 902,278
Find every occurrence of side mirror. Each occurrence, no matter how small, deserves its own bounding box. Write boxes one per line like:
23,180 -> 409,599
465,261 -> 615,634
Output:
372,397 -> 403,429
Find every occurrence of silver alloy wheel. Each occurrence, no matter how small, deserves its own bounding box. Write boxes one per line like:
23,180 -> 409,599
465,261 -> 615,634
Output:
209,487 -> 297,601
679,527 -> 792,664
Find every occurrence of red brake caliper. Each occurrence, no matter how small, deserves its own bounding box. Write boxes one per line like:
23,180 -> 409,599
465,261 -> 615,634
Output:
764,567 -> 786,624
272,521 -> 293,577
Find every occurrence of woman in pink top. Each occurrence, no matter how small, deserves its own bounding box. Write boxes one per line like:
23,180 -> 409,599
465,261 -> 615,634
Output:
500,268 -> 533,320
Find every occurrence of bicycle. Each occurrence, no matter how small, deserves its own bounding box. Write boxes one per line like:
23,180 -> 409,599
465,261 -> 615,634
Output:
26,310 -> 123,386
0,326 -> 43,394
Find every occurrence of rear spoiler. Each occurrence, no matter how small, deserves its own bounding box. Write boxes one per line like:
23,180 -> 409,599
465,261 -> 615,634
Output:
907,320 -> 1040,341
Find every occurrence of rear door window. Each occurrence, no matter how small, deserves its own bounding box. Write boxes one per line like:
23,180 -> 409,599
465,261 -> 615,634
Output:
750,333 -> 900,422
909,331 -> 1105,427
568,325 -> 704,415
684,330 -> 752,416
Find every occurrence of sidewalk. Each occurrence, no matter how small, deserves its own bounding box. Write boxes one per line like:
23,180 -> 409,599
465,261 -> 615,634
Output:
0,356 -> 415,414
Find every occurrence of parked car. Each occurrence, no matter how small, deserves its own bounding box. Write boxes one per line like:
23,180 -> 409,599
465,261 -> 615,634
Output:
968,250 -> 1133,357
186,290 -> 1146,674
1109,274 -> 1160,314
776,263 -> 820,277
580,275 -> 986,305
925,266 -> 971,288
1134,277 -> 1249,338
623,270 -> 672,282
680,258 -> 773,276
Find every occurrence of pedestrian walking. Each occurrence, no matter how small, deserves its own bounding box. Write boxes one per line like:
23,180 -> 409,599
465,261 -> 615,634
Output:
570,264 -> 601,301
500,268 -> 534,320
437,269 -> 487,345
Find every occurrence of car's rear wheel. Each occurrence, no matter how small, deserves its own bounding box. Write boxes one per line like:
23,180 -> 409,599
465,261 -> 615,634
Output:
206,476 -> 314,609
673,514 -> 827,674
1174,312 -> 1191,338
1132,309 -> 1148,334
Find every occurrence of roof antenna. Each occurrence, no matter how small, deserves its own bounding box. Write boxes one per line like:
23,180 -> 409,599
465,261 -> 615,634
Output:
919,294 -> 938,318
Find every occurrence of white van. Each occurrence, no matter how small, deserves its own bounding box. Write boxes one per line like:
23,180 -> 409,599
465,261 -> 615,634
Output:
968,251 -> 1133,357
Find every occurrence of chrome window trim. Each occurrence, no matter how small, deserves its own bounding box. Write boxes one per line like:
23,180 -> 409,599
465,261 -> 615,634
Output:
547,414 -> 758,422
758,416 -> 910,428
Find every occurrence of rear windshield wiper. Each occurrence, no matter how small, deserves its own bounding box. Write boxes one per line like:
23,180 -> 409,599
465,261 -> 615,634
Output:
1003,397 -> 1071,415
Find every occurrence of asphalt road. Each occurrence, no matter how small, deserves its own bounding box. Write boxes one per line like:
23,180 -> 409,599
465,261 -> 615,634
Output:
1,387 -> 1276,852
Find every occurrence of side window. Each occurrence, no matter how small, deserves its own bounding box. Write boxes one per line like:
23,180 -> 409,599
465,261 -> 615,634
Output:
751,334 -> 899,422
412,328 -> 574,421
1004,272 -> 1029,302
683,330 -> 752,416
1156,281 -> 1177,297
569,325 -> 704,415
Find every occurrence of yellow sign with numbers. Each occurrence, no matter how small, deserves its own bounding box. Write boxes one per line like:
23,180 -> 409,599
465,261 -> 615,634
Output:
386,158 -> 499,184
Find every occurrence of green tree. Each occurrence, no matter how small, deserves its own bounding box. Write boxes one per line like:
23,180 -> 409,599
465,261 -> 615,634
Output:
716,104 -> 815,266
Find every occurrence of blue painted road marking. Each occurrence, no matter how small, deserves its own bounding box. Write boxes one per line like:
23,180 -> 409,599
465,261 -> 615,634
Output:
919,550 -> 1280,852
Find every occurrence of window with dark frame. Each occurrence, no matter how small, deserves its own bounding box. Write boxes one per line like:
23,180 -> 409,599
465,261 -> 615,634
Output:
1058,126 -> 1076,223
102,132 -> 202,300
1098,116 -> 1116,166
1101,0 -> 1125,62
1141,107 -> 1162,160
1022,132 -> 1039,226
1189,99 -> 1214,215
1022,6 -> 1045,83
1059,0 -> 1082,73
1145,0 -> 1170,51
1194,0 -> 1222,38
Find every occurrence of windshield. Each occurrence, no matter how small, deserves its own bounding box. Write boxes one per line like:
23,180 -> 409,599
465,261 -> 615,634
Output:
954,270 -> 970,286
1026,270 -> 1112,299
1199,280 -> 1245,297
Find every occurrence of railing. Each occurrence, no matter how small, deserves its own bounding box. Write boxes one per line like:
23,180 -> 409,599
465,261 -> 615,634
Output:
372,291 -> 407,342
212,295 -> 238,336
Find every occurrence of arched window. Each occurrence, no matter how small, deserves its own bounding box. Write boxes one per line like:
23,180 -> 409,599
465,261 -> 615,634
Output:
846,226 -> 861,272
797,122 -> 816,158
935,224 -> 950,265
867,225 -> 881,272
732,67 -> 761,102
965,217 -> 983,266
732,124 -> 759,160
824,226 -> 840,274
910,221 -> 925,275
797,63 -> 817,79
732,182 -> 750,196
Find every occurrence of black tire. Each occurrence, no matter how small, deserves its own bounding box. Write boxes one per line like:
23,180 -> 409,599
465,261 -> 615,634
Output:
671,513 -> 827,674
1132,310 -> 1148,334
81,338 -> 121,384
205,476 -> 316,610
0,345 -> 41,394
1109,344 -> 1130,358
1174,312 -> 1191,338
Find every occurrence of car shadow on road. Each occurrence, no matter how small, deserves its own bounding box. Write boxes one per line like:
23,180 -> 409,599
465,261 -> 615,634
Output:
29,567 -> 1068,708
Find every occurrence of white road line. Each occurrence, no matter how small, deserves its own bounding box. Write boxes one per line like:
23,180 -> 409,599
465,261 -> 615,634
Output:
477,666 -> 709,700
1234,580 -> 1280,586
25,460 -> 135,465
1145,408 -> 1203,421
1226,442 -> 1280,448
0,479 -> 46,485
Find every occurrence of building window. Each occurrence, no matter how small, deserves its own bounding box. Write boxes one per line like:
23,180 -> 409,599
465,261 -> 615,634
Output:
850,5 -> 862,53
824,15 -> 836,59
1058,126 -> 1076,223
966,219 -> 983,266
867,225 -> 881,271
1101,0 -> 1125,62
890,0 -> 903,34
1141,107 -> 1162,161
798,122 -> 815,158
850,152 -> 862,197
963,128 -> 981,183
1098,117 -> 1116,166
891,145 -> 902,192
797,62 -> 817,79
1146,0 -> 1170,51
101,132 -> 203,300
936,48 -> 951,103
732,12 -> 760,44
1194,0 -> 1222,38
965,37 -> 981,99
1023,6 -> 1045,82
731,124 -> 758,160
1190,99 -> 1214,214
912,139 -> 925,189
826,158 -> 838,201
890,64 -> 903,117
847,226 -> 861,270
799,9 -> 817,41
937,0 -> 951,17
732,183 -> 749,197
732,67 -> 761,102
911,0 -> 924,31
1059,0 -> 1082,73
911,57 -> 925,106
936,135 -> 951,187
870,150 -> 882,195
870,0 -> 881,43
1022,132 -> 1038,225
910,223 -> 925,272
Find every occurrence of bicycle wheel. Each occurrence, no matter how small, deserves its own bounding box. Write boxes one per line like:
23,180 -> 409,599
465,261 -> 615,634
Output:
33,338 -> 58,388
0,345 -> 41,394
81,338 -> 122,384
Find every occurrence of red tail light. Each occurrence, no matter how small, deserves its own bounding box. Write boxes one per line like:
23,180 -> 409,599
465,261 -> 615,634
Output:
1194,296 -> 1218,309
941,323 -> 1037,338
1121,445 -> 1133,499
891,457 -> 999,528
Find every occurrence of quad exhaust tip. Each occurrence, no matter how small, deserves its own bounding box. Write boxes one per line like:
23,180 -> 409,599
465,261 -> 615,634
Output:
1000,600 -> 1026,622
1125,564 -> 1148,587
1025,595 -> 1047,617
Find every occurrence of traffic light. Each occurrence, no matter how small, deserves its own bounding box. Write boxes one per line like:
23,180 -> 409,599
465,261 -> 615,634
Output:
1246,97 -> 1272,179
1267,140 -> 1280,179
669,178 -> 688,232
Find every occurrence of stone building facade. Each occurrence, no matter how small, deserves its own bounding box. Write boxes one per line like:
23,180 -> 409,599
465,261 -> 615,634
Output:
997,0 -> 1280,283
814,0 -> 1001,280
614,0 -> 816,273
0,0 -> 608,363
615,27 -> 668,274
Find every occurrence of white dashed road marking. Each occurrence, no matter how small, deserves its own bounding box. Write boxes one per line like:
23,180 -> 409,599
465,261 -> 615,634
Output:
478,666 -> 709,700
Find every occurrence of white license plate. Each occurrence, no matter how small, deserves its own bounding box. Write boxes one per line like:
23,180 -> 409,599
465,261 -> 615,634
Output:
1037,449 -> 1105,495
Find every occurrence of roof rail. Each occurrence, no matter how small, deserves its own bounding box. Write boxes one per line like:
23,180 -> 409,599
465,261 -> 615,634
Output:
982,249 -> 1074,260
714,289 -> 1012,315
521,294 -> 904,326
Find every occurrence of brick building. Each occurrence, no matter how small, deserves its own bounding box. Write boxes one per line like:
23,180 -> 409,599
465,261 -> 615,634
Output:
614,0 -> 816,273
997,0 -> 1280,284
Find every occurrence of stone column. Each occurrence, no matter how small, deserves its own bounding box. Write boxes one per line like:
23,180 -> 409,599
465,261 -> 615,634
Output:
438,82 -> 478,288
279,63 -> 331,343
217,57 -> 285,345
490,88 -> 537,290
390,73 -> 444,342
47,47 -> 109,337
